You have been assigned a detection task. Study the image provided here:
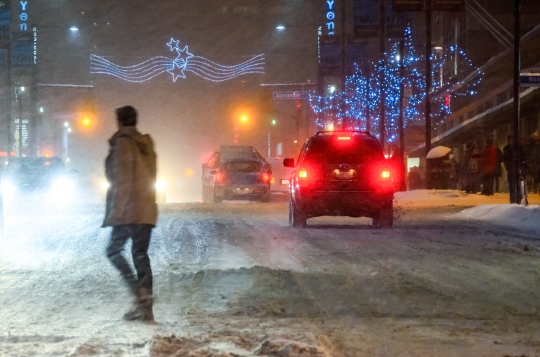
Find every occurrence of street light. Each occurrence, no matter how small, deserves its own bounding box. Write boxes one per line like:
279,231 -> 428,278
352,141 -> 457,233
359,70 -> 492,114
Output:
276,25 -> 286,31
69,26 -> 79,32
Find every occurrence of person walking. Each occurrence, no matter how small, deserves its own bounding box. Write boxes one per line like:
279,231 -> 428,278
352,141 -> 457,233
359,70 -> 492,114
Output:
494,143 -> 504,193
480,138 -> 497,196
528,133 -> 540,194
103,106 -> 158,322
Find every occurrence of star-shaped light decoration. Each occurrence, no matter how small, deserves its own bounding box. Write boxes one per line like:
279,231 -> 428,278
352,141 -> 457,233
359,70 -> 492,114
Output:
167,38 -> 180,51
175,46 -> 194,63
168,62 -> 186,82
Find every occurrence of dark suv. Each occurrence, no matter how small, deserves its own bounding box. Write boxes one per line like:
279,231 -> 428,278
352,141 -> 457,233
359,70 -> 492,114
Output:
283,131 -> 394,228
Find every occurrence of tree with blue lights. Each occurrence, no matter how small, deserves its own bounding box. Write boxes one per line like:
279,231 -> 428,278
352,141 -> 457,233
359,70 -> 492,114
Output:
309,27 -> 483,143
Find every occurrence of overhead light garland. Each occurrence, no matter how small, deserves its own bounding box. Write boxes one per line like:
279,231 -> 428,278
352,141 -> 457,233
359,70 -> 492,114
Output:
90,38 -> 265,83
309,27 -> 484,142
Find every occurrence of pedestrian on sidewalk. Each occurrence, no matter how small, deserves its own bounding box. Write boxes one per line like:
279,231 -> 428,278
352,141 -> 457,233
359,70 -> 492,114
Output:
103,106 -> 158,322
494,143 -> 504,193
527,133 -> 540,194
480,138 -> 497,196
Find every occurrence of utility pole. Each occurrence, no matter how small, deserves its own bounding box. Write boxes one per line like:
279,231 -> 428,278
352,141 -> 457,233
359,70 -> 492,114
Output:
340,0 -> 347,130
512,0 -> 521,204
425,0 -> 432,157
17,87 -> 23,157
6,32 -> 12,159
365,63 -> 370,132
398,39 -> 405,163
379,0 -> 386,146
398,39 -> 407,192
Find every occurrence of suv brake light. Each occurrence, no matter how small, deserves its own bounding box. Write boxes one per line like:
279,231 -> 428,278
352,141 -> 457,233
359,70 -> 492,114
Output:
215,172 -> 225,183
298,170 -> 308,178
262,173 -> 271,182
382,171 -> 390,179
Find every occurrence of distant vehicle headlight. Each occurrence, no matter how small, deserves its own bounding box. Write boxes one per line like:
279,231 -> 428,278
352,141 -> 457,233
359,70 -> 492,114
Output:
101,181 -> 110,190
1,181 -> 16,196
155,180 -> 166,191
51,177 -> 75,198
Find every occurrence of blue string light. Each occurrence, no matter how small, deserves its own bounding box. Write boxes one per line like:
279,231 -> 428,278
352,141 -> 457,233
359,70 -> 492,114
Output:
309,26 -> 484,142
90,38 -> 265,83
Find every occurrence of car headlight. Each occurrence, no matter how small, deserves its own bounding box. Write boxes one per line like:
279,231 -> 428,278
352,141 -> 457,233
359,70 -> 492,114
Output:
1,181 -> 16,195
51,177 -> 75,197
101,181 -> 110,190
155,180 -> 166,192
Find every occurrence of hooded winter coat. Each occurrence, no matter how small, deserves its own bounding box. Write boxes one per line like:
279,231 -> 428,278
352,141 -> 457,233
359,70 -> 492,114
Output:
103,127 -> 158,227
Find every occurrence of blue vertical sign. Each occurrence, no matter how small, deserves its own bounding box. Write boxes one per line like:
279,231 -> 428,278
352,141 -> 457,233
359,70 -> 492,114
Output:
18,0 -> 29,31
325,0 -> 336,36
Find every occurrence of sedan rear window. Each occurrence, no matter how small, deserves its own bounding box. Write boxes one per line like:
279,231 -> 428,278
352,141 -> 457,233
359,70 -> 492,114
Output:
223,161 -> 262,173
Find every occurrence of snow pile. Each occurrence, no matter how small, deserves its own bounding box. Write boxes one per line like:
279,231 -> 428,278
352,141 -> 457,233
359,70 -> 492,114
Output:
256,335 -> 334,357
150,334 -> 335,357
456,204 -> 540,230
395,190 -> 540,208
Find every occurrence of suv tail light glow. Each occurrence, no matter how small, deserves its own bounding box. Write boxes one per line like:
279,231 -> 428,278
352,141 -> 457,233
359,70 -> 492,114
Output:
337,136 -> 351,141
262,173 -> 271,182
298,170 -> 308,178
215,172 -> 225,183
382,171 -> 390,179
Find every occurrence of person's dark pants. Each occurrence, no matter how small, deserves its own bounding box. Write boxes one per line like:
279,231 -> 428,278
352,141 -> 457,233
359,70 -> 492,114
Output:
465,173 -> 480,193
107,224 -> 154,295
482,174 -> 495,195
494,175 -> 502,193
507,172 -> 516,203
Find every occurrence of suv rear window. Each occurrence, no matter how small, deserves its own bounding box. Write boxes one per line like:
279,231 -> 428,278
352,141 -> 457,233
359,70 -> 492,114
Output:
223,161 -> 262,173
303,138 -> 384,165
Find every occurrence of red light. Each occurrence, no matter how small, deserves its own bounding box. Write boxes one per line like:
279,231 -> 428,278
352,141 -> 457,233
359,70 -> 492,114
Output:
298,170 -> 307,178
338,136 -> 351,141
262,173 -> 271,182
215,172 -> 225,183
382,171 -> 390,179
45,153 -> 51,158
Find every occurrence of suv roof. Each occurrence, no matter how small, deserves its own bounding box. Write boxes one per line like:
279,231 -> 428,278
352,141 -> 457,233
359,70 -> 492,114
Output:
314,130 -> 374,138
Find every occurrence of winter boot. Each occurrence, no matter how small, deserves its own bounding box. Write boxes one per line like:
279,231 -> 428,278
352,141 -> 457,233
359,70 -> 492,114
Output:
123,287 -> 154,322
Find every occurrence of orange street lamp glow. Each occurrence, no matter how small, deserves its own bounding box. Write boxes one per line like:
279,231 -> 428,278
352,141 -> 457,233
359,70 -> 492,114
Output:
241,116 -> 247,122
83,118 -> 91,126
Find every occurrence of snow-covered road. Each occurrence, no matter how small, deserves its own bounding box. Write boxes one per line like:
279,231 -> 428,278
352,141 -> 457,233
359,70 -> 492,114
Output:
1,193 -> 540,356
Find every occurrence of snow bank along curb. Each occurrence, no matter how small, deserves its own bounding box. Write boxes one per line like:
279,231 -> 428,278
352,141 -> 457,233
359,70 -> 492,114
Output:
395,190 -> 540,208
455,204 -> 540,230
